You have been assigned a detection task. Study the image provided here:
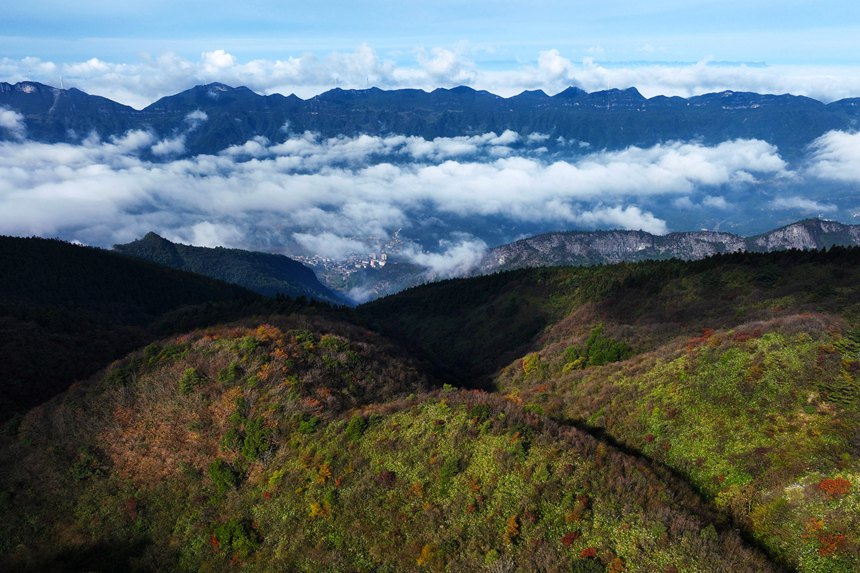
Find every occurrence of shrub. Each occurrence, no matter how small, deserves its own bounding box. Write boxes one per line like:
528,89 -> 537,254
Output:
439,456 -> 461,494
221,428 -> 243,452
579,547 -> 597,558
298,416 -> 319,434
818,477 -> 852,496
468,404 -> 491,422
503,514 -> 520,545
208,460 -> 238,493
572,558 -> 604,573
319,334 -> 349,353
817,532 -> 849,557
69,446 -> 103,481
240,418 -> 269,461
344,415 -> 368,441
583,324 -> 631,366
522,353 -> 542,376
561,531 -> 580,546
179,367 -> 204,394
238,336 -> 261,354
217,361 -> 241,384
563,324 -> 631,370
416,543 -> 433,566
213,519 -> 260,558
376,470 -> 396,489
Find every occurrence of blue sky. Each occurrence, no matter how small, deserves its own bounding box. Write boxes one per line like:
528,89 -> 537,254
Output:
2,1 -> 860,106
3,1 -> 859,64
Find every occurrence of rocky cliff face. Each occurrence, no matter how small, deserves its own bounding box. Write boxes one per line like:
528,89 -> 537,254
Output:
748,219 -> 860,251
476,219 -> 859,274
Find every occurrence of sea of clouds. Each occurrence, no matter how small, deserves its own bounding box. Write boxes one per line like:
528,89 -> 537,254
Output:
0,99 -> 855,281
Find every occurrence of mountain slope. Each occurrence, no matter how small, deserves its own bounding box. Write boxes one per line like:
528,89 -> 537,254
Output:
0,81 -> 138,141
0,316 -> 780,573
748,218 -> 860,251
476,219 -> 860,274
360,247 -> 860,572
0,235 -> 260,420
114,233 -> 346,305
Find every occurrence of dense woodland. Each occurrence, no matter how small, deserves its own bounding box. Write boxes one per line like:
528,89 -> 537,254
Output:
1,241 -> 859,572
0,236 -> 339,422
113,233 -> 345,305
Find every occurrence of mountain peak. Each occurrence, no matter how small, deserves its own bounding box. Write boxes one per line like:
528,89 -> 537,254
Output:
449,85 -> 477,94
591,86 -> 645,100
140,231 -> 171,243
201,82 -> 234,91
555,86 -> 588,99
513,89 -> 550,99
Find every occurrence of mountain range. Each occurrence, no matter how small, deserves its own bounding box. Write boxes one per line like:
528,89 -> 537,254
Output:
475,218 -> 860,274
3,81 -> 860,159
103,219 -> 860,304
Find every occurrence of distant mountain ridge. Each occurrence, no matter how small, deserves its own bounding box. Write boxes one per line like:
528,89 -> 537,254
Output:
3,80 -> 860,159
114,232 -> 346,305
476,218 -> 860,273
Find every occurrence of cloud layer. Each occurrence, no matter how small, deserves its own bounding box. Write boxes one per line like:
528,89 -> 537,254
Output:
0,106 -> 26,139
0,125 -> 856,278
4,47 -> 860,109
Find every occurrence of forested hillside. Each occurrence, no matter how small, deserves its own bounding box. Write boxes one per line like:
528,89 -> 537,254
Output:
1,246 -> 858,572
362,247 -> 860,572
114,233 -> 345,305
0,236 -> 259,420
0,316 -> 778,572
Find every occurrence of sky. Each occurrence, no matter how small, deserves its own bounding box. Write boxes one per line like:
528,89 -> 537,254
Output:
2,1 -> 860,107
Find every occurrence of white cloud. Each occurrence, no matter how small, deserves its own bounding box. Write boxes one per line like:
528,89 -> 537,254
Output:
576,205 -> 668,235
292,232 -> 369,259
402,237 -> 488,279
702,195 -> 732,209
537,49 -> 573,81
4,48 -> 860,109
673,196 -> 695,209
221,136 -> 271,158
0,106 -> 26,139
184,109 -> 208,126
527,132 -> 550,144
166,221 -> 245,248
417,47 -> 476,84
0,130 -> 791,257
109,129 -> 156,153
806,130 -> 860,183
152,135 -> 186,156
771,196 -> 838,214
